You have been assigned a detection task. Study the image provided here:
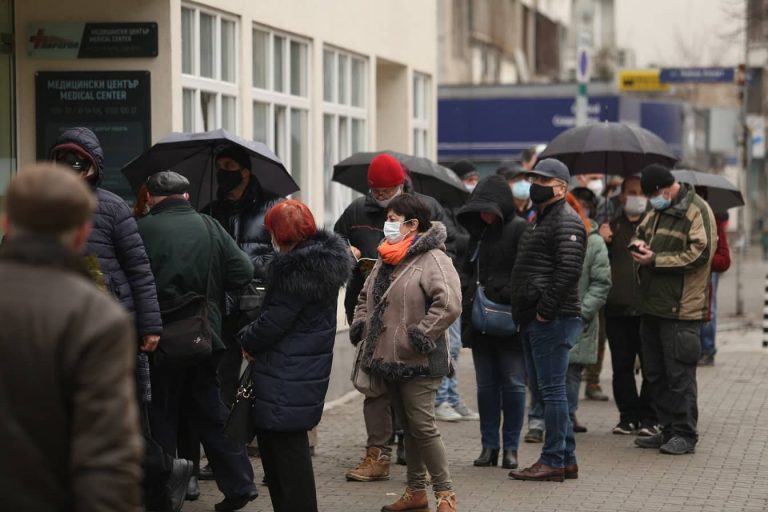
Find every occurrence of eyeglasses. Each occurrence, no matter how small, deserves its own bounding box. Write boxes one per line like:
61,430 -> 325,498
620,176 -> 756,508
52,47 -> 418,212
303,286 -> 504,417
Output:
54,151 -> 92,173
369,186 -> 400,199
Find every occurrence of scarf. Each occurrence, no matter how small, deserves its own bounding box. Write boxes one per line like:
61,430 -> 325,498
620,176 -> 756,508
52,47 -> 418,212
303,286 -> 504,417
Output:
377,235 -> 416,265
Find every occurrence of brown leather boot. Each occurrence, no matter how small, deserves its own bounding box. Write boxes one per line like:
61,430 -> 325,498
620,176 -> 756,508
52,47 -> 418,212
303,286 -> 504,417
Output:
345,446 -> 391,482
381,487 -> 429,512
435,490 -> 457,512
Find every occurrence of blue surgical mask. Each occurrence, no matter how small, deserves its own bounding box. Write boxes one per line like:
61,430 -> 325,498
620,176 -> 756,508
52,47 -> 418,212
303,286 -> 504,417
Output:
649,193 -> 671,210
383,221 -> 405,243
512,180 -> 531,200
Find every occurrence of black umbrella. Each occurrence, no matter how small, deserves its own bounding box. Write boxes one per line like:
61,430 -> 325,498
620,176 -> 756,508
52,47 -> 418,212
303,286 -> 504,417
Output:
121,129 -> 298,209
672,170 -> 744,212
332,150 -> 469,207
538,122 -> 678,176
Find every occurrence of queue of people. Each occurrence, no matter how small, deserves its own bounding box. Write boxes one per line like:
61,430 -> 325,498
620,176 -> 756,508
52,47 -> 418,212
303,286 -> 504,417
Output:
0,129 -> 726,512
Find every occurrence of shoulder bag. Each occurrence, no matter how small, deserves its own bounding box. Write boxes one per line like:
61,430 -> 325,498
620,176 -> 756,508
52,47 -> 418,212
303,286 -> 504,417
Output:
153,216 -> 215,367
224,362 -> 257,444
471,239 -> 517,337
351,337 -> 387,398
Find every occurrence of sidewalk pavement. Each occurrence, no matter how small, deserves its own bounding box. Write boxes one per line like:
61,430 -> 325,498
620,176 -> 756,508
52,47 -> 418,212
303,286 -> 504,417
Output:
186,324 -> 768,512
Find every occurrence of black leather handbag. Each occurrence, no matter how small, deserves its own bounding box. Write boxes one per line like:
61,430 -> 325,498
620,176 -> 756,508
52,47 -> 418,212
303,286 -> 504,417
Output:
225,362 -> 257,444
153,217 -> 215,367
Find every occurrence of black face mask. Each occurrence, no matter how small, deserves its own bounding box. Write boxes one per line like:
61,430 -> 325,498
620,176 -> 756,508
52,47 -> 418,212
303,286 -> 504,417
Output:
216,170 -> 243,194
529,183 -> 556,204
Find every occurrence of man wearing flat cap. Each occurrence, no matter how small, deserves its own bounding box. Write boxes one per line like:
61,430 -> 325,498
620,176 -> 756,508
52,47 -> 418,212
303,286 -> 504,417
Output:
630,164 -> 716,456
509,158 -> 586,482
0,164 -> 142,511
138,171 -> 259,511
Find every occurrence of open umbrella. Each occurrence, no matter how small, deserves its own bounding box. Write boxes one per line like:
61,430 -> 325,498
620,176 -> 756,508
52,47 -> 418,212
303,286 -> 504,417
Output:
332,150 -> 469,207
538,122 -> 678,176
121,129 -> 298,209
672,170 -> 744,212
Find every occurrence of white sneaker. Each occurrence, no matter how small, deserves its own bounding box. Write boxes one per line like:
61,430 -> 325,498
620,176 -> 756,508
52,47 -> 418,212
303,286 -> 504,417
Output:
435,402 -> 462,422
453,403 -> 480,420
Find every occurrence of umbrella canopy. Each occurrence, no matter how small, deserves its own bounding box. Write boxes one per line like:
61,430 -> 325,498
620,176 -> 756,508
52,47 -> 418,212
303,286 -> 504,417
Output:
121,129 -> 298,209
538,122 -> 678,176
672,170 -> 744,212
332,150 -> 469,207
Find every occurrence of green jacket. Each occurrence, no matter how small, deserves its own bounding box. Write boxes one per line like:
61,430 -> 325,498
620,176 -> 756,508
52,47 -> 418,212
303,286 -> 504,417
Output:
569,221 -> 612,365
137,199 -> 254,350
634,183 -> 716,321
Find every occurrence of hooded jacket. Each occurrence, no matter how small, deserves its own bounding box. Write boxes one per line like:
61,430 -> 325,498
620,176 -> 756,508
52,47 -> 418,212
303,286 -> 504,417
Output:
48,127 -> 162,338
634,183 -> 716,321
568,220 -> 612,365
349,222 -> 462,380
510,198 -> 587,324
456,175 -> 527,347
239,230 -> 353,432
334,184 -> 458,323
605,213 -> 644,317
0,237 -> 142,512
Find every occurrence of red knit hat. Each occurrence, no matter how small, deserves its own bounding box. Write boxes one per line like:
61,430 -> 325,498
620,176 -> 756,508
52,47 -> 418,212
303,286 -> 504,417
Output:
368,154 -> 406,188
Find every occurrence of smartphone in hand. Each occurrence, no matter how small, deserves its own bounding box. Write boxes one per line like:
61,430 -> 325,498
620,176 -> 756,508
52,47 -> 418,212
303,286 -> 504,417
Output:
627,243 -> 644,254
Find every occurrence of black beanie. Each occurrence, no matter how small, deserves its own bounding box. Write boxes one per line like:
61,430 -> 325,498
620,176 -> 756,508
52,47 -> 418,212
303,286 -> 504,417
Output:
641,164 -> 675,195
215,145 -> 251,171
451,159 -> 479,180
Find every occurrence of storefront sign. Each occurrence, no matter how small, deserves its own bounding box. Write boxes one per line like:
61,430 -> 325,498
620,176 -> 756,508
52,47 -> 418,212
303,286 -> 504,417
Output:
28,23 -> 158,59
36,71 -> 151,199
618,69 -> 670,92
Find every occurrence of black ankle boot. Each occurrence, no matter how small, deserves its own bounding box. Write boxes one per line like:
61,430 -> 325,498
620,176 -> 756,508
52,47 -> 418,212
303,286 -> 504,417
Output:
396,434 -> 406,465
502,450 -> 518,469
473,448 -> 499,467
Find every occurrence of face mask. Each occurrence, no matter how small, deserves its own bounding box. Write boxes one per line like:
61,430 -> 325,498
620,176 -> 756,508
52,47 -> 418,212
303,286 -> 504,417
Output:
465,183 -> 476,193
649,193 -> 671,211
512,180 -> 531,200
529,183 -> 555,204
216,170 -> 243,194
624,195 -> 648,216
583,208 -> 592,219
587,179 -> 604,196
383,220 -> 412,243
271,238 -> 281,253
374,187 -> 401,208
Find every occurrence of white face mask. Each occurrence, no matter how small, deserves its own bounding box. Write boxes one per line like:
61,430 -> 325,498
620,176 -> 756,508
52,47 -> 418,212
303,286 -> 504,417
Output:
464,183 -> 476,193
271,238 -> 281,253
374,187 -> 402,208
587,179 -> 605,197
383,220 -> 413,243
624,195 -> 648,216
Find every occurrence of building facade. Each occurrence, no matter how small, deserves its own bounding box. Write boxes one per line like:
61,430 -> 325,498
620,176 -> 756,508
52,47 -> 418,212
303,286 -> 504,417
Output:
2,0 -> 438,229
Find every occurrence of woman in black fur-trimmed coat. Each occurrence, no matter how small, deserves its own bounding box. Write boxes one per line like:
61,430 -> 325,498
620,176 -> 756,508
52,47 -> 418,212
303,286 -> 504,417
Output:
239,200 -> 353,512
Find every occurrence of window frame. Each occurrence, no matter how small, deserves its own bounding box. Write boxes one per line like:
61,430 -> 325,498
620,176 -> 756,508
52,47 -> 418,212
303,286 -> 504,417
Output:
181,4 -> 240,134
412,72 -> 431,157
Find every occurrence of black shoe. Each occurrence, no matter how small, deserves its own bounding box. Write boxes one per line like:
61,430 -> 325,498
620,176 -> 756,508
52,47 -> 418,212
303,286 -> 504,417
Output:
573,418 -> 588,433
524,428 -> 543,443
198,462 -> 214,481
396,434 -> 406,465
612,421 -> 637,435
501,450 -> 518,469
660,435 -> 696,455
185,475 -> 200,501
167,459 -> 194,512
214,490 -> 259,511
635,432 -> 664,449
473,448 -> 499,467
698,353 -> 715,367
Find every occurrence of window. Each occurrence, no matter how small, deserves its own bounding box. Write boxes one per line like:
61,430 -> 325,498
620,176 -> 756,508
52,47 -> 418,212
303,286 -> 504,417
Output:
181,5 -> 239,133
323,47 -> 368,226
251,26 -> 310,194
412,72 -> 431,157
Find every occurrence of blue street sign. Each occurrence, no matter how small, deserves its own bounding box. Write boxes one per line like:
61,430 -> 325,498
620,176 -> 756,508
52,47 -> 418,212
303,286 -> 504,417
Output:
659,67 -> 735,83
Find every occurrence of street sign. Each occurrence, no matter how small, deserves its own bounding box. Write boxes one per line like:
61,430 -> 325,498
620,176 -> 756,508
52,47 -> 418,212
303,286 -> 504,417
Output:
659,67 -> 735,84
618,69 -> 670,92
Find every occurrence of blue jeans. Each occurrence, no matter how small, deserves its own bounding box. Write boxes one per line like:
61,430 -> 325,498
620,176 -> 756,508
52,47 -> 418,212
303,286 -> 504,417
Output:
472,343 -> 526,450
521,316 -> 583,468
565,364 -> 584,421
435,318 -> 462,407
700,272 -> 720,356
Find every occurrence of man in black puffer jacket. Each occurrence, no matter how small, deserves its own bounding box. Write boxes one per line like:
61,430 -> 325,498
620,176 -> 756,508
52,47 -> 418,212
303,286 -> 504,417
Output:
202,145 -> 281,405
49,127 -> 162,347
508,159 -> 586,483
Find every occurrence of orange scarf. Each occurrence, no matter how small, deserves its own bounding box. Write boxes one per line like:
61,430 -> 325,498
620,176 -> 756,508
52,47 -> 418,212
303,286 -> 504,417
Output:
378,235 -> 416,265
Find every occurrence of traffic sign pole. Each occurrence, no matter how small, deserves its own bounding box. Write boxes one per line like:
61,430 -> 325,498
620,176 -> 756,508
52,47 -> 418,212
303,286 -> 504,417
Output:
575,32 -> 590,127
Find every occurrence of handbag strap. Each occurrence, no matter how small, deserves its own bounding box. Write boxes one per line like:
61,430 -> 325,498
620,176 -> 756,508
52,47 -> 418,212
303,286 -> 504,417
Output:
474,227 -> 488,286
201,215 -> 215,310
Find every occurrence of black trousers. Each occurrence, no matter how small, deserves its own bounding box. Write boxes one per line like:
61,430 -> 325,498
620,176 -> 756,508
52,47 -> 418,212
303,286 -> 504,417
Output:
605,316 -> 657,426
148,357 -> 256,498
640,315 -> 701,442
257,430 -> 318,512
219,316 -> 244,407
